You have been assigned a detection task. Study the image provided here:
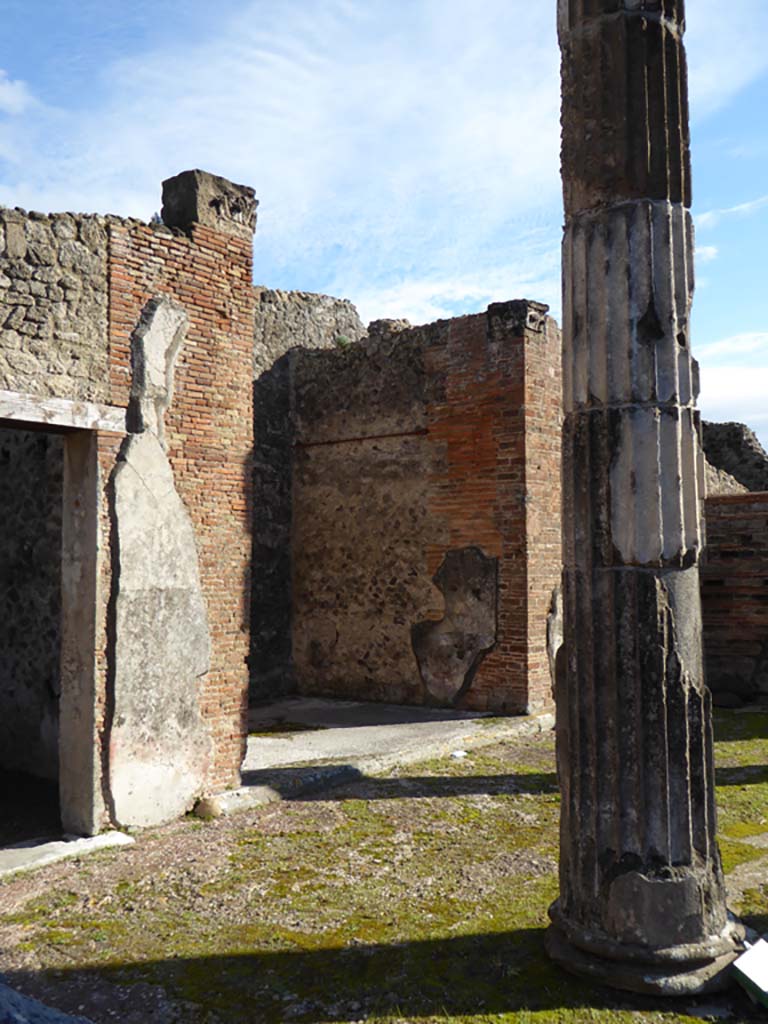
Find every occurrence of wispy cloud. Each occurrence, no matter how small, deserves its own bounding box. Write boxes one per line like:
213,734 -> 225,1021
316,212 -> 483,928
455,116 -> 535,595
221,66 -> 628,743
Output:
698,364 -> 768,449
0,1 -> 563,321
695,244 -> 719,264
686,0 -> 768,119
696,195 -> 768,230
698,332 -> 768,447
698,331 -> 768,361
0,69 -> 34,116
349,246 -> 562,327
1,0 -> 766,331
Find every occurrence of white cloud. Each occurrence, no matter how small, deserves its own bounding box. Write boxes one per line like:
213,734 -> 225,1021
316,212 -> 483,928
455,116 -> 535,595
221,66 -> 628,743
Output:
698,332 -> 768,361
696,195 -> 768,231
695,244 -> 718,264
0,70 -> 33,116
348,252 -> 562,328
0,1 -> 563,317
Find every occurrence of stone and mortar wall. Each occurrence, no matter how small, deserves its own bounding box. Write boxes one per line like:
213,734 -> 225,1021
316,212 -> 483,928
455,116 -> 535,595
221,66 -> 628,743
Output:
0,428 -> 63,780
702,493 -> 768,705
251,290 -> 365,701
252,288 -> 364,378
289,301 -> 561,713
0,209 -> 109,400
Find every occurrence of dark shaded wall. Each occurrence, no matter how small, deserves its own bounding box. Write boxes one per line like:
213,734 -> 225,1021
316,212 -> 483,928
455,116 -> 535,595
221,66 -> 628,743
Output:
250,290 -> 365,702
702,493 -> 768,706
0,428 -> 63,779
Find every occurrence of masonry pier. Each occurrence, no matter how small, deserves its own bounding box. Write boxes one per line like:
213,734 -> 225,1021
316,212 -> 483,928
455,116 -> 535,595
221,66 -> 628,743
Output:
547,0 -> 744,994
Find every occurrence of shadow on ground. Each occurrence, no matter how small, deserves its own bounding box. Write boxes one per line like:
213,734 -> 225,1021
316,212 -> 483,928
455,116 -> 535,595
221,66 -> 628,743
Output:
240,767 -> 559,800
716,764 -> 768,786
6,927 -> 763,1024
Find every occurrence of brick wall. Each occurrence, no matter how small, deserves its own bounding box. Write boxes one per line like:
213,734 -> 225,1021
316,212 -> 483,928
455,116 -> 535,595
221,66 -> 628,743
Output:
523,315 -> 563,710
290,301 -> 561,713
106,221 -> 254,789
702,492 -> 768,704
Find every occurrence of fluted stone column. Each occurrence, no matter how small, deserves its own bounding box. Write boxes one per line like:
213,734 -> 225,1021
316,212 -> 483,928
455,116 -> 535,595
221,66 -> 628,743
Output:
547,0 -> 744,995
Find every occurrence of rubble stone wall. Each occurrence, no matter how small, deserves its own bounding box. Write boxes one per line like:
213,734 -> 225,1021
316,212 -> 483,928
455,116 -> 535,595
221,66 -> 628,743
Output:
0,428 -> 63,780
290,302 -> 561,712
703,421 -> 768,493
0,209 -> 109,401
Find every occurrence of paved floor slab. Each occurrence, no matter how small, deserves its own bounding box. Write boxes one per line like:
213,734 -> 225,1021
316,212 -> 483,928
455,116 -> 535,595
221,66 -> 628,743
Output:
243,696 -> 553,776
0,832 -> 135,881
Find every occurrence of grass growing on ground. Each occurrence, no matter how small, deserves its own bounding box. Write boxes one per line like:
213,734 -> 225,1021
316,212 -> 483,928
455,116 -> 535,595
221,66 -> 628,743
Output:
0,712 -> 766,1023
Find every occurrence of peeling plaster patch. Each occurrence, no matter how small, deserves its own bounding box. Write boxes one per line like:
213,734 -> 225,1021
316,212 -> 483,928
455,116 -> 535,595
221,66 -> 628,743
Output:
412,547 -> 497,706
128,297 -> 188,447
110,431 -> 212,828
547,583 -> 564,701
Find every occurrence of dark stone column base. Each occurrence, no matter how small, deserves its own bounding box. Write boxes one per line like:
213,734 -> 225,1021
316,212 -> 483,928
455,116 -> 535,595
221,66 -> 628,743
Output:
545,919 -> 744,997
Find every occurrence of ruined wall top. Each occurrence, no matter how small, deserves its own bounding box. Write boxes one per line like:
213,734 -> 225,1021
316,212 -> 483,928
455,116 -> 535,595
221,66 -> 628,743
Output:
162,169 -> 258,241
703,421 -> 768,493
252,288 -> 365,380
558,0 -> 690,213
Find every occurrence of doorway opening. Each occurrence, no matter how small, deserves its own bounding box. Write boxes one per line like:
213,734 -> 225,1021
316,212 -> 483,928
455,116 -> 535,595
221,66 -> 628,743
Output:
0,426 -> 64,845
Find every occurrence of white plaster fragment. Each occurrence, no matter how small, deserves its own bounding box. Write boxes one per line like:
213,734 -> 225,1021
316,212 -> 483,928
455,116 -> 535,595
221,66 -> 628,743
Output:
110,430 -> 212,828
130,297 -> 188,446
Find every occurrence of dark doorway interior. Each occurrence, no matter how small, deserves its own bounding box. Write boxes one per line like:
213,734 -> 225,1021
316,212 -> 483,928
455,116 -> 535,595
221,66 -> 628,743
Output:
0,426 -> 64,845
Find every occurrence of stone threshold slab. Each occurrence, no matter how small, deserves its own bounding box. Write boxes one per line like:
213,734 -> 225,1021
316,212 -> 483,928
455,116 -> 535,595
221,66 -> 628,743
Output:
209,709 -> 555,817
0,832 -> 135,880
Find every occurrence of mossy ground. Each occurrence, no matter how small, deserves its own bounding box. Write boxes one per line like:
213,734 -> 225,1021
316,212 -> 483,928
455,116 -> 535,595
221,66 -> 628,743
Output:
0,711 -> 766,1023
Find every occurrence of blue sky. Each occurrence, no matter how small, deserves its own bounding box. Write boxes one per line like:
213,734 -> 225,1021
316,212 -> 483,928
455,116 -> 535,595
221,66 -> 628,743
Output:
1,1 -> 766,446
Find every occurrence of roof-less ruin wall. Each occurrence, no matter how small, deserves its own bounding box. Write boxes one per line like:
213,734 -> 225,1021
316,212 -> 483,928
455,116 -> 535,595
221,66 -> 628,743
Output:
289,302 -> 562,712
703,420 -> 768,493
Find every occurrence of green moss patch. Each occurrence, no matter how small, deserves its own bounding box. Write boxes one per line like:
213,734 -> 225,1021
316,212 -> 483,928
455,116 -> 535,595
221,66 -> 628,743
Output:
1,720 -> 767,1022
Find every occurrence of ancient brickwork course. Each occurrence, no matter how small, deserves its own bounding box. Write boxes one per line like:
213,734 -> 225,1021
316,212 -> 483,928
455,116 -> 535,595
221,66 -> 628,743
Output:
289,302 -> 561,713
107,212 -> 255,794
703,493 -> 768,705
